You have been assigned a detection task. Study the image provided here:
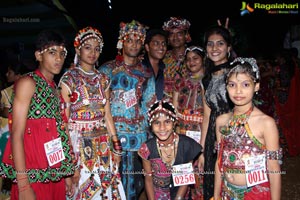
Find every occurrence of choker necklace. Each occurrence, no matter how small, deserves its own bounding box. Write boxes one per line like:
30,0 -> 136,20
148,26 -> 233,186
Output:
231,105 -> 254,126
157,133 -> 178,165
221,105 -> 254,137
190,73 -> 202,80
77,66 -> 95,75
156,133 -> 176,148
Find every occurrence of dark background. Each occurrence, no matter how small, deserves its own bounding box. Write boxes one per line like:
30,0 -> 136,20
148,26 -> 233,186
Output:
0,0 -> 299,68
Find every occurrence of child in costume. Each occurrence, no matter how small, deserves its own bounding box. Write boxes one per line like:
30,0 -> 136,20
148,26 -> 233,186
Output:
59,26 -> 126,200
138,100 -> 202,200
214,57 -> 282,199
0,29 -> 74,200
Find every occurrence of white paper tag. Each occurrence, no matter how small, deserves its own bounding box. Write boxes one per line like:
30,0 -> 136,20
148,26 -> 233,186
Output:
186,130 -> 201,143
172,163 -> 195,186
244,154 -> 268,187
123,89 -> 137,109
44,138 -> 65,166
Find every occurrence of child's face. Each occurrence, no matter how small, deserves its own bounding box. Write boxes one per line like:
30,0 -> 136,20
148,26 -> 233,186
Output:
226,73 -> 259,106
186,51 -> 203,74
6,68 -> 17,83
151,114 -> 174,142
36,45 -> 67,75
78,38 -> 101,65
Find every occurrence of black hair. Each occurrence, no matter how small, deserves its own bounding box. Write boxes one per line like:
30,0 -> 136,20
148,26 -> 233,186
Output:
185,45 -> 206,59
7,61 -> 30,75
202,25 -> 234,90
227,60 -> 260,84
144,29 -> 168,45
204,25 -> 232,47
149,100 -> 176,115
35,29 -> 66,51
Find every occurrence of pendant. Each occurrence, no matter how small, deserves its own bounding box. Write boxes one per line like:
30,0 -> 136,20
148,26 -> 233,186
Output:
83,99 -> 90,105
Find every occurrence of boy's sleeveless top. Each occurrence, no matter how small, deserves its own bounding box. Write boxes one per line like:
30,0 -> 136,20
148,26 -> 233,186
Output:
0,70 -> 74,183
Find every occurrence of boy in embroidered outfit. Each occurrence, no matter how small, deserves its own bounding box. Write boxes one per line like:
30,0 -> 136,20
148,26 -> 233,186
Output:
0,29 -> 74,200
162,17 -> 192,102
59,26 -> 126,200
99,20 -> 156,199
138,100 -> 202,200
214,57 -> 282,199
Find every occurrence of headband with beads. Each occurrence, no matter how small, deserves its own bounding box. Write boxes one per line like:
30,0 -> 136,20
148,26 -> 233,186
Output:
162,17 -> 191,32
117,20 -> 147,50
148,100 -> 177,126
229,57 -> 260,81
38,45 -> 67,58
74,26 -> 104,51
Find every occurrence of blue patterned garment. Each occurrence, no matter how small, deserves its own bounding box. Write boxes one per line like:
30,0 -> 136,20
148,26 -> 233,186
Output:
99,58 -> 156,199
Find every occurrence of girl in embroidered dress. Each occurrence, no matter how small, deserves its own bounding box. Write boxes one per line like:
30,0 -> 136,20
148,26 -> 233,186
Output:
138,100 -> 202,200
214,57 -> 282,200
59,26 -> 126,200
173,45 -> 205,199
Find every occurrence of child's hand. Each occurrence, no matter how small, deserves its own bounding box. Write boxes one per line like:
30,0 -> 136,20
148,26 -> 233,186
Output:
72,169 -> 80,187
19,186 -> 36,200
113,154 -> 122,166
197,154 -> 204,172
65,177 -> 74,197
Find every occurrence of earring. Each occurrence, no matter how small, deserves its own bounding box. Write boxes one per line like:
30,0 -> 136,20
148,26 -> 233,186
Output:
227,51 -> 231,58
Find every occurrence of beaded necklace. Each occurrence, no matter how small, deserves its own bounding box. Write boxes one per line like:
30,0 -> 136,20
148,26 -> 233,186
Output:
156,133 -> 178,166
185,73 -> 202,109
221,105 -> 254,137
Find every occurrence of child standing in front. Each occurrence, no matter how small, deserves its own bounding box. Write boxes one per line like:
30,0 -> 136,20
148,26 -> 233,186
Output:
0,29 -> 74,200
214,57 -> 282,199
138,100 -> 202,200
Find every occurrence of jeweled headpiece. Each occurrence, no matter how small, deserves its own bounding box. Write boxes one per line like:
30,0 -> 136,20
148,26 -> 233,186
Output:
229,57 -> 260,81
38,46 -> 67,58
74,26 -> 104,52
162,17 -> 191,32
117,20 -> 147,50
148,100 -> 177,126
185,45 -> 205,57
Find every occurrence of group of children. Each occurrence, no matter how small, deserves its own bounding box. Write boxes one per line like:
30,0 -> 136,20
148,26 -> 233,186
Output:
0,19 -> 283,200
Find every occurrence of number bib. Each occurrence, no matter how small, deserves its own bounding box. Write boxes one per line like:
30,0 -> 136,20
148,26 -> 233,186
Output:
244,154 -> 268,187
172,163 -> 195,186
44,138 -> 65,166
186,130 -> 201,143
124,89 -> 137,109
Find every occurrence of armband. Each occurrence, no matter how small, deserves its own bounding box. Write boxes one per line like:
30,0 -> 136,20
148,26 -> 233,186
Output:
60,102 -> 71,110
265,148 -> 283,163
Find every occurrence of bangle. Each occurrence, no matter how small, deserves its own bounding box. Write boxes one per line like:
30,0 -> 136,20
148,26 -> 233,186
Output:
175,196 -> 183,200
16,171 -> 27,174
17,176 -> 28,181
143,172 -> 152,177
18,184 -> 31,192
